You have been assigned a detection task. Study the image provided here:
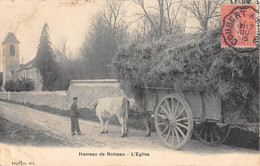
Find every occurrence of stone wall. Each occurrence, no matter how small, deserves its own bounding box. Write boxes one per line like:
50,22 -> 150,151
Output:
0,91 -> 69,110
68,79 -> 126,108
0,79 -> 126,110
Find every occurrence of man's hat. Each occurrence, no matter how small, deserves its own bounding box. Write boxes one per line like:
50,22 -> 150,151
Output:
73,97 -> 78,100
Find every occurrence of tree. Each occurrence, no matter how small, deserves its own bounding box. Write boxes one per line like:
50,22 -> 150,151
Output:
34,23 -> 61,91
80,0 -> 128,78
54,39 -> 92,80
133,0 -> 184,39
182,0 -> 224,31
53,40 -> 82,90
100,0 -> 126,34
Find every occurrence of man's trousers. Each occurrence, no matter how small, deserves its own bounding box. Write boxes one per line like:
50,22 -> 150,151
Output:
71,117 -> 81,134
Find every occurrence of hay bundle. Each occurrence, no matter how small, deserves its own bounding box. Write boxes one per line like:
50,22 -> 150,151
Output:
112,28 -> 259,122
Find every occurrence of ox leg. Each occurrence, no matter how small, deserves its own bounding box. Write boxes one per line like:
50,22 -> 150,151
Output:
125,102 -> 129,136
104,119 -> 109,133
99,116 -> 105,134
142,112 -> 151,137
118,117 -> 125,137
122,117 -> 128,137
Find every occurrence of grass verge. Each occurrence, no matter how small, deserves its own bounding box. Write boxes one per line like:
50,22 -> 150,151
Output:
0,116 -> 75,146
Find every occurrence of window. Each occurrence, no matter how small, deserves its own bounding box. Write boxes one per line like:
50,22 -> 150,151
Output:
10,45 -> 15,56
11,70 -> 15,80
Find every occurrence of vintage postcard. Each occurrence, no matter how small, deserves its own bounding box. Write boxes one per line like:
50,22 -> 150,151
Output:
0,0 -> 259,166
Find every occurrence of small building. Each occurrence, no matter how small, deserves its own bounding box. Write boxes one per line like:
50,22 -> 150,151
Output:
1,32 -> 43,91
17,60 -> 43,91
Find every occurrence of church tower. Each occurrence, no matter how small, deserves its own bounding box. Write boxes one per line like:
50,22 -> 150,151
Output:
2,32 -> 20,87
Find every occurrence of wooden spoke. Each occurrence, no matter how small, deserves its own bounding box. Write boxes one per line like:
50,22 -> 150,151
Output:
171,128 -> 175,145
165,127 -> 172,142
165,99 -> 172,115
176,117 -> 188,122
204,127 -> 208,141
209,127 -> 214,143
176,122 -> 188,130
171,98 -> 175,116
173,100 -> 179,117
175,125 -> 186,138
174,128 -> 181,145
157,113 -> 167,119
158,122 -> 166,126
217,126 -> 225,133
212,126 -> 221,140
161,126 -> 169,135
160,105 -> 170,118
197,125 -> 206,137
175,109 -> 185,119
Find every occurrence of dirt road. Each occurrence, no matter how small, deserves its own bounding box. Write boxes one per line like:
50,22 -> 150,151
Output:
0,101 -> 257,151
0,101 -> 259,166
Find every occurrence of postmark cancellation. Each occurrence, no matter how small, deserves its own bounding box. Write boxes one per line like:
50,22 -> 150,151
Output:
221,4 -> 258,49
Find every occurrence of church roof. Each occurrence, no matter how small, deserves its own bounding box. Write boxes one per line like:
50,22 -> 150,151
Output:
2,32 -> 20,44
18,59 -> 36,71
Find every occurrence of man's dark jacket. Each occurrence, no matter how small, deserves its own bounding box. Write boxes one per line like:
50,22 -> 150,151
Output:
70,102 -> 80,117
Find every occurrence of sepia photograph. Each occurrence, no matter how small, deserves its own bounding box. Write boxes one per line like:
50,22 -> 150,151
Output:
0,0 -> 259,165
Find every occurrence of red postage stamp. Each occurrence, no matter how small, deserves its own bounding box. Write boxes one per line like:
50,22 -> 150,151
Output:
222,4 -> 257,48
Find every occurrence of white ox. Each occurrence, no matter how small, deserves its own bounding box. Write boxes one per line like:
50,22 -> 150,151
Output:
95,97 -> 129,137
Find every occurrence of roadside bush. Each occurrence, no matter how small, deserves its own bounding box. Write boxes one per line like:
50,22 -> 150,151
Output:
4,78 -> 35,92
4,80 -> 16,92
24,79 -> 35,91
15,79 -> 26,92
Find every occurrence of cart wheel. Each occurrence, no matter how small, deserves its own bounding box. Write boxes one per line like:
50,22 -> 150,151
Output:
193,122 -> 231,146
155,94 -> 193,150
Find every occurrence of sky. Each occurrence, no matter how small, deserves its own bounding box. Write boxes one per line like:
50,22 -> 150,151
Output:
0,0 -> 199,72
0,0 -> 106,66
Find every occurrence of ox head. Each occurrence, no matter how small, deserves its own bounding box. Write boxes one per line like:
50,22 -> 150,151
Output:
88,102 -> 98,110
128,98 -> 144,112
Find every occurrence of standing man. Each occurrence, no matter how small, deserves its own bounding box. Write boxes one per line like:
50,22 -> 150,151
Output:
70,97 -> 84,136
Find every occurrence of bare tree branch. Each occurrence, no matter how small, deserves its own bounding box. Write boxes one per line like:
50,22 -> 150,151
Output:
133,0 -> 184,39
182,0 -> 224,31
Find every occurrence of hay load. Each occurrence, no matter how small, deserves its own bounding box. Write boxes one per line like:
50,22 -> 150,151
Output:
112,28 -> 259,122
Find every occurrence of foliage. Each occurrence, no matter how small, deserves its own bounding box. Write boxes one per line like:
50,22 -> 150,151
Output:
4,78 -> 35,92
54,40 -> 92,88
4,80 -> 16,92
112,28 -> 259,122
15,78 -> 35,92
51,71 -> 71,91
34,23 -> 61,91
50,0 -> 129,82
79,0 -> 128,79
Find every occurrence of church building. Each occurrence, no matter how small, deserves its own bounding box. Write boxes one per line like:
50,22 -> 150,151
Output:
2,32 -> 43,91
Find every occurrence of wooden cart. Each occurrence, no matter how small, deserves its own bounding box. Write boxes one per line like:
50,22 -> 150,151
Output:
141,87 -> 232,150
